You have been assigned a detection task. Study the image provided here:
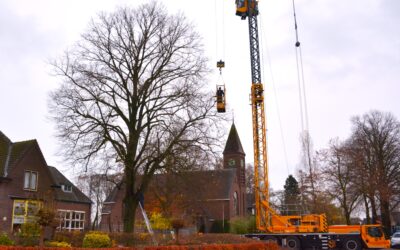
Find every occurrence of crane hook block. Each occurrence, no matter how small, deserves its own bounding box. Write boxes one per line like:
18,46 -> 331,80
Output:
217,60 -> 225,69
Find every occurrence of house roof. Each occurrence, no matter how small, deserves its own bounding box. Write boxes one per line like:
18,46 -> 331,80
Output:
49,166 -> 92,204
0,130 -> 36,177
223,123 -> 245,156
0,131 -> 11,176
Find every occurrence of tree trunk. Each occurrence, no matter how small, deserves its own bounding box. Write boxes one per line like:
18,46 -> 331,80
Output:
108,214 -> 112,232
363,194 -> 371,224
123,163 -> 138,233
39,226 -> 45,247
370,195 -> 378,224
342,189 -> 351,225
123,196 -> 138,233
380,197 -> 391,236
344,208 -> 351,225
92,209 -> 99,230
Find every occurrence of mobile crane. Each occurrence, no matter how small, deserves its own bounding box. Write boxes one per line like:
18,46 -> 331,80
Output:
235,1 -> 390,249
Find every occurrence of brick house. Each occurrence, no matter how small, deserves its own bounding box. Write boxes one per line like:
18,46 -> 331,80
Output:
100,123 -> 247,232
0,131 -> 91,233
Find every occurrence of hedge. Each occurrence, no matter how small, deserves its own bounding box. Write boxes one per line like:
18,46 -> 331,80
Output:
0,242 -> 278,250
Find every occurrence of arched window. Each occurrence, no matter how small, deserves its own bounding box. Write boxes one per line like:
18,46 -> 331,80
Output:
233,192 -> 239,216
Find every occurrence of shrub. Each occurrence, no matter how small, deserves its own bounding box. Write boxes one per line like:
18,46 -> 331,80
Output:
17,223 -> 40,246
82,231 -> 112,248
230,218 -> 248,234
210,220 -> 230,233
151,212 -> 171,230
0,232 -> 14,246
53,230 -> 85,247
108,232 -> 153,247
230,216 -> 257,234
246,216 -> 257,233
109,232 -> 135,247
45,240 -> 72,247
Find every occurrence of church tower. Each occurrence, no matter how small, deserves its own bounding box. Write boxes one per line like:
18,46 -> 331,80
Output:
223,123 -> 246,187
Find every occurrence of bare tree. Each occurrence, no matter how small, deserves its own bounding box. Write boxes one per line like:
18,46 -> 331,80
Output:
298,131 -> 321,213
49,2 -> 220,232
321,138 -> 361,224
350,111 -> 400,234
345,137 -> 378,224
245,163 -> 254,194
76,173 -> 120,229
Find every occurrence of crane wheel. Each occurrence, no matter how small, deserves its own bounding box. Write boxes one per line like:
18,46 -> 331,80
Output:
286,236 -> 301,250
343,238 -> 362,250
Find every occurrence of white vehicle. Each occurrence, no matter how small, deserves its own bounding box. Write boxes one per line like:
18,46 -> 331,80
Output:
391,232 -> 400,248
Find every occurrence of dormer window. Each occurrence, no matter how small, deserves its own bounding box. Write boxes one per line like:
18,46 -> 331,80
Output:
62,184 -> 72,192
24,171 -> 38,191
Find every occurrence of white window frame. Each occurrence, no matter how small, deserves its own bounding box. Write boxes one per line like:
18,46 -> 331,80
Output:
57,209 -> 85,231
23,171 -> 38,191
62,184 -> 72,192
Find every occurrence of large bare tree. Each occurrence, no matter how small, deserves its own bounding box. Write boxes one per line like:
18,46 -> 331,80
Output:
49,2 -> 219,232
321,139 -> 361,224
350,111 -> 400,234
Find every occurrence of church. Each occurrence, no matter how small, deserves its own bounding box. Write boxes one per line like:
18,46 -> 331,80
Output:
100,123 -> 247,233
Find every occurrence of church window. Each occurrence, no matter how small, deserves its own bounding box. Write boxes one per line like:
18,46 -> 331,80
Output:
233,192 -> 239,216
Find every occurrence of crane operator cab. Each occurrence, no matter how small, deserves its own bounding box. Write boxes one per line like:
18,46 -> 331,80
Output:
236,0 -> 259,19
216,85 -> 226,113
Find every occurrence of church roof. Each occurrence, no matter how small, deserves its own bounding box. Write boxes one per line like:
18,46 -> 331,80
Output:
223,123 -> 245,155
104,168 -> 237,203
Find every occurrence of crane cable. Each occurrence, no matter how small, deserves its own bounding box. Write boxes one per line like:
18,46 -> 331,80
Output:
215,0 -> 226,84
258,9 -> 290,176
214,0 -> 226,65
292,0 -> 310,133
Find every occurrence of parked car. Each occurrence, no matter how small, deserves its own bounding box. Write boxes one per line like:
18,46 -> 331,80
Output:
391,232 -> 400,248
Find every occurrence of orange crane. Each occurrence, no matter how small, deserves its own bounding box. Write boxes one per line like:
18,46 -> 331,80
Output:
235,1 -> 390,249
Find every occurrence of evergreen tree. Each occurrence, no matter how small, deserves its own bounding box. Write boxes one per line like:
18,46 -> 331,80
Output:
283,175 -> 301,215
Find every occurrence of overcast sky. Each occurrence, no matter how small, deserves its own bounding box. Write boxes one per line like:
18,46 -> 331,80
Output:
0,0 -> 399,190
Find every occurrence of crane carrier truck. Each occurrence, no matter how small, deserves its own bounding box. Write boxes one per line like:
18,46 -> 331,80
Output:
233,1 -> 391,249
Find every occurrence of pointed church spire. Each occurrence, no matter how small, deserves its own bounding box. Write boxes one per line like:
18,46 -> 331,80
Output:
223,123 -> 245,155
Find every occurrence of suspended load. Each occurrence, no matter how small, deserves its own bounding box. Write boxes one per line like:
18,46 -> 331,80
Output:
216,85 -> 226,113
216,60 -> 226,113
